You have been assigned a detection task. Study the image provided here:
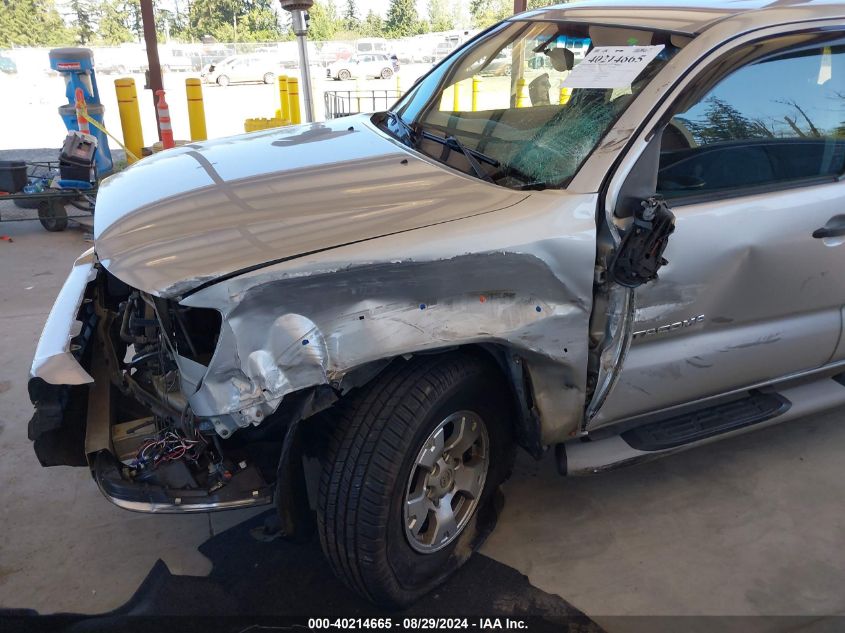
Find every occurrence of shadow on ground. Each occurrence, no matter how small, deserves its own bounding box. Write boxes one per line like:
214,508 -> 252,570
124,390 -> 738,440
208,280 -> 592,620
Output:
2,509 -> 603,633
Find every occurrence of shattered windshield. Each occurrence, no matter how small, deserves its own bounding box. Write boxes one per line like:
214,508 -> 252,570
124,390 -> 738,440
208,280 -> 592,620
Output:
380,20 -> 685,190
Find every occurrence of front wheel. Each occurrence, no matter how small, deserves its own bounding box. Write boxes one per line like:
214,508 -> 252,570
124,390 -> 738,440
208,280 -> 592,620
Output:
380,67 -> 394,79
317,353 -> 515,607
216,74 -> 230,87
337,69 -> 352,81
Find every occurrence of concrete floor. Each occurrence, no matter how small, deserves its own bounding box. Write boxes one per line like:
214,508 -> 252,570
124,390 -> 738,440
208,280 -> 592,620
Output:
2,205 -> 845,625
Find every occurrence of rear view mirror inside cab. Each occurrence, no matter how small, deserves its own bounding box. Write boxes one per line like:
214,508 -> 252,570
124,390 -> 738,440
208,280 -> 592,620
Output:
547,48 -> 575,71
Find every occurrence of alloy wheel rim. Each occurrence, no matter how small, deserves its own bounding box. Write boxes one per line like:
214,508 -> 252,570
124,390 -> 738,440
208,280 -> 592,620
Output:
403,410 -> 489,553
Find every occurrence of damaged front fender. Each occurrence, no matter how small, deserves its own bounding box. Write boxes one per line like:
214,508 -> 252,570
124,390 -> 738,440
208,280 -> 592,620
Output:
180,192 -> 600,445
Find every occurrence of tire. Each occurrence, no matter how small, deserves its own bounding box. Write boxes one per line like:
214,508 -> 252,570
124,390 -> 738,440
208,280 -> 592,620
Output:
338,69 -> 352,81
217,74 -> 230,87
317,353 -> 515,607
380,67 -> 394,80
38,200 -> 68,232
263,72 -> 275,84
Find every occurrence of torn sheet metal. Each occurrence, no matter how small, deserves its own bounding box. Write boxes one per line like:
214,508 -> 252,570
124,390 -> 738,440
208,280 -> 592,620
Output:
181,189 -> 600,444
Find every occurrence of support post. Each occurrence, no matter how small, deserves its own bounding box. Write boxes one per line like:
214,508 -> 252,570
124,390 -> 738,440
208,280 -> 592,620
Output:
514,0 -> 527,13
140,0 -> 163,138
278,75 -> 291,123
115,78 -> 144,162
291,9 -> 314,122
472,76 -> 480,112
287,77 -> 301,124
185,78 -> 207,141
279,1 -> 315,122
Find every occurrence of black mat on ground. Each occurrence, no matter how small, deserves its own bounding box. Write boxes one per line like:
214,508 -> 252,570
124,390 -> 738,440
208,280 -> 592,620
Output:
1,509 -> 604,633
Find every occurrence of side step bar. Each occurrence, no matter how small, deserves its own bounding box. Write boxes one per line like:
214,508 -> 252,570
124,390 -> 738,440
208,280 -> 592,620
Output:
558,375 -> 845,476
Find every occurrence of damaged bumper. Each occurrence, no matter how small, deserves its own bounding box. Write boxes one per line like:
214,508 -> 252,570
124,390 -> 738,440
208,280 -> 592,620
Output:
27,256 -> 280,514
28,250 -> 98,468
30,248 -> 97,386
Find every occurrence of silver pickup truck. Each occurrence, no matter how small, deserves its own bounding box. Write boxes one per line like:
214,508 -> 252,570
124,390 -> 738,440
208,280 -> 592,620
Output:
27,0 -> 845,607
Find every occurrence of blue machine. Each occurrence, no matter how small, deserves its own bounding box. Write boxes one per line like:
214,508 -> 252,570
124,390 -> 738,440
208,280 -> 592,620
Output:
48,48 -> 113,176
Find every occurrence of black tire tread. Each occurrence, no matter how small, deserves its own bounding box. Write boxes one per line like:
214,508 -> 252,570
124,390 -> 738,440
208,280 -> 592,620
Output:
316,353 -> 495,604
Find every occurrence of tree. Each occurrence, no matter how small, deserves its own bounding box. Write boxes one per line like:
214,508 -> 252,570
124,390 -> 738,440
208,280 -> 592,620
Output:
469,0 -> 509,28
0,0 -> 74,47
680,97 -> 775,146
342,0 -> 359,32
427,0 -> 453,32
304,0 -> 341,41
385,0 -> 420,38
360,9 -> 384,38
70,0 -> 97,44
187,0 -> 282,42
97,0 -> 135,43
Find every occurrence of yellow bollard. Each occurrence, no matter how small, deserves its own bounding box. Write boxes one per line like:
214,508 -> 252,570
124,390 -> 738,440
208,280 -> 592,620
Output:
396,73 -> 402,96
453,81 -> 461,111
277,75 -> 290,124
287,76 -> 301,125
472,76 -> 480,112
516,78 -> 529,108
559,86 -> 572,105
114,78 -> 143,164
185,78 -> 207,141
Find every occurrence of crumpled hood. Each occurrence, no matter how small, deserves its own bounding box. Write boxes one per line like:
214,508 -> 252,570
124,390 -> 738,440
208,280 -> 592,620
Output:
94,116 -> 526,298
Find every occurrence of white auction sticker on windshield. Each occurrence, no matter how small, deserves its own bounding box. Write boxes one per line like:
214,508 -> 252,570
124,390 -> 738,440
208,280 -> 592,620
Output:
562,45 -> 664,89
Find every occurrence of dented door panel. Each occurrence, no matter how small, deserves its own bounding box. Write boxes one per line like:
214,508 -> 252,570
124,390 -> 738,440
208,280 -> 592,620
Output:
591,183 -> 844,428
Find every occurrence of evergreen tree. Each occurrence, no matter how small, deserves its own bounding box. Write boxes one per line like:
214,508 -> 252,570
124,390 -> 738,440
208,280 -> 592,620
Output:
385,0 -> 420,38
97,0 -> 135,43
427,0 -> 453,32
342,0 -> 359,32
304,0 -> 341,41
70,0 -> 97,44
680,97 -> 774,145
468,0 -> 509,28
360,9 -> 384,38
0,0 -> 74,47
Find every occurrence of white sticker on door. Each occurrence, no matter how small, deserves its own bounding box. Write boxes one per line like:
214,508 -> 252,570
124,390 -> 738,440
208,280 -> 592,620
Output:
561,45 -> 665,89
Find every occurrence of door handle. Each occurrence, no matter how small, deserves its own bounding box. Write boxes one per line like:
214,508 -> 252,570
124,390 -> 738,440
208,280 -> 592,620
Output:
813,226 -> 845,239
813,215 -> 845,239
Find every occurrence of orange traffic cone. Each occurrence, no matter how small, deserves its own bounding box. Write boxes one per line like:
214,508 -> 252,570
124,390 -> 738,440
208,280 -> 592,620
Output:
74,88 -> 90,135
155,89 -> 175,149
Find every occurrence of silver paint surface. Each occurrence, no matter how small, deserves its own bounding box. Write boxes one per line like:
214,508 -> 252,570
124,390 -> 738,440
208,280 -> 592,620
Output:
31,0 -> 845,448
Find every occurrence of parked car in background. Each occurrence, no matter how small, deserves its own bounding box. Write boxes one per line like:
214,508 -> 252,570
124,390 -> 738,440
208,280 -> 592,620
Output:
28,0 -> 845,612
432,41 -> 457,63
355,38 -> 389,55
327,53 -> 395,80
157,47 -> 195,72
479,51 -> 511,76
319,42 -> 353,65
0,53 -> 17,74
191,48 -> 232,72
203,54 -> 285,86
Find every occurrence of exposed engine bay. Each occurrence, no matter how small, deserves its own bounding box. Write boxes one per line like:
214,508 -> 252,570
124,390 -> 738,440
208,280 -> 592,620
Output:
61,269 -> 284,511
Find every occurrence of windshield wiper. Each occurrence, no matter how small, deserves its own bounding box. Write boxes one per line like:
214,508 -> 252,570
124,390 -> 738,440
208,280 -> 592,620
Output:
420,130 -> 499,182
385,110 -> 418,148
